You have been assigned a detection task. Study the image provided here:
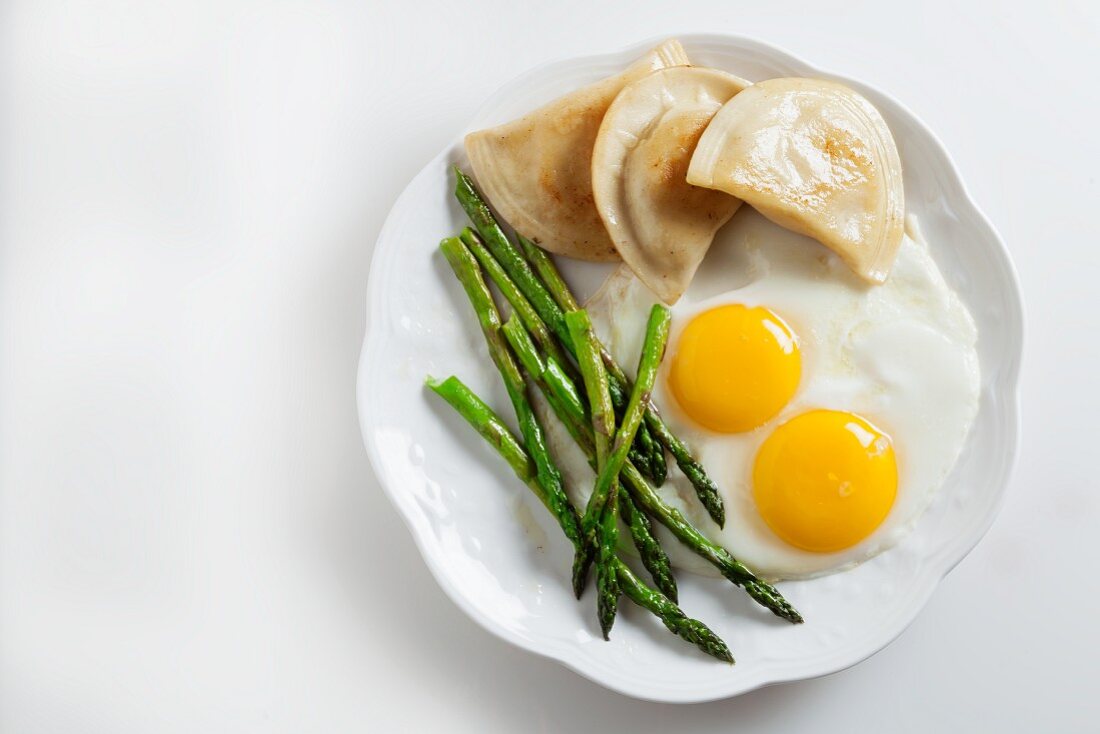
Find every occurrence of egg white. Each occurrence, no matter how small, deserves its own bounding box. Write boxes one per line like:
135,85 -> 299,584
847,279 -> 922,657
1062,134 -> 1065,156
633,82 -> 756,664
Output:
543,207 -> 980,580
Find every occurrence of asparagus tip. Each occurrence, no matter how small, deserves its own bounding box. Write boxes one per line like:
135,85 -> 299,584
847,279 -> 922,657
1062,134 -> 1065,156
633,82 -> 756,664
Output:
571,548 -> 592,600
453,165 -> 474,187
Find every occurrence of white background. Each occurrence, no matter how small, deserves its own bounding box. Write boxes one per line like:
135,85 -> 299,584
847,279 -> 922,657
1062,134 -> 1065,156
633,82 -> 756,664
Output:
1,1 -> 1097,731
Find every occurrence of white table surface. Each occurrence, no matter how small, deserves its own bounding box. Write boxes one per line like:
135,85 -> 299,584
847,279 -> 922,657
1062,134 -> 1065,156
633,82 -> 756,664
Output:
2,1 -> 1097,731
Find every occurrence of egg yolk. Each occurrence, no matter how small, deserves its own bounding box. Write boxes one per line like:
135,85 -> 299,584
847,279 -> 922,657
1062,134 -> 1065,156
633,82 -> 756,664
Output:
753,410 -> 898,553
668,304 -> 801,433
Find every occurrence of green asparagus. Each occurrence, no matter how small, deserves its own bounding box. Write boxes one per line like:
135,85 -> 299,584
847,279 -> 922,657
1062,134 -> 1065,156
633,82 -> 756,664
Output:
455,170 -> 729,523
518,233 -> 580,310
453,169 -> 569,347
502,304 -> 800,623
565,310 -> 616,524
596,489 -> 620,639
502,317 -> 675,602
439,236 -> 590,598
425,375 -> 733,663
643,412 -> 724,527
520,233 -> 667,486
564,309 -> 619,638
519,226 -> 736,528
619,491 -> 677,602
622,463 -> 803,624
618,561 -> 730,663
584,304 -> 670,535
455,167 -> 662,482
459,227 -> 573,377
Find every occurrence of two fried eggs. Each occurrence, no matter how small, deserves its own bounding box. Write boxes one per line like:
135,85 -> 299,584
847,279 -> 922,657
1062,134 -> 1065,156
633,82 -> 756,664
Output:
546,207 -> 980,580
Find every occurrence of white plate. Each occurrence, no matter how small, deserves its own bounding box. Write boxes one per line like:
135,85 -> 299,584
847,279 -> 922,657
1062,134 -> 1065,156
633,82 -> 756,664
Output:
356,34 -> 1023,702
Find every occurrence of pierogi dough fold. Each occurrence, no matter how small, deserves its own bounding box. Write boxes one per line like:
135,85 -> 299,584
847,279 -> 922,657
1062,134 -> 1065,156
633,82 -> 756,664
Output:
592,66 -> 749,303
465,39 -> 690,262
688,78 -> 905,283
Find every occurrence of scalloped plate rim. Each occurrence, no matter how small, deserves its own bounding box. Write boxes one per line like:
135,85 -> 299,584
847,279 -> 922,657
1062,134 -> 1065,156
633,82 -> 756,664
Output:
356,33 -> 1023,703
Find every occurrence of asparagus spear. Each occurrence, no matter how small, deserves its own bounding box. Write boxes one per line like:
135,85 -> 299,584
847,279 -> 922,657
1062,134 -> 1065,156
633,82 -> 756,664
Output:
459,227 -> 573,378
519,234 -> 667,485
497,234 -> 655,480
643,411 -> 723,527
454,167 -> 662,482
425,375 -> 733,663
517,230 -> 735,528
595,489 -> 620,639
504,307 -> 802,623
454,168 -> 570,347
502,317 -> 676,602
602,299 -> 668,607
439,236 -> 590,598
583,305 -> 670,535
618,561 -> 730,662
426,374 -> 534,479
567,305 -> 675,640
622,463 -> 803,623
564,309 -> 620,639
565,310 -> 617,527
501,318 -> 588,445
518,234 -> 579,310
619,491 -> 677,602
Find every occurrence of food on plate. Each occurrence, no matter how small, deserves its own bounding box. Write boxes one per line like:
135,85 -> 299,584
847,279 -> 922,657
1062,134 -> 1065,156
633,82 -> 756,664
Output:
426,374 -> 734,663
431,221 -> 752,662
591,67 -> 749,303
567,307 -> 625,639
465,39 -> 690,262
438,235 -> 590,598
454,170 -> 670,487
455,168 -> 717,523
753,410 -> 896,553
581,208 -> 980,579
432,170 -> 807,660
687,78 -> 905,284
501,312 -> 678,603
449,174 -> 800,623
666,303 -> 800,432
567,305 -> 671,639
425,42 -> 978,665
617,484 -> 677,602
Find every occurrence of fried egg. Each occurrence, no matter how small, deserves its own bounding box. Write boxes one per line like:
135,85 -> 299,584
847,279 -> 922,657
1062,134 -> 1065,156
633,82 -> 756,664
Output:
545,207 -> 980,580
